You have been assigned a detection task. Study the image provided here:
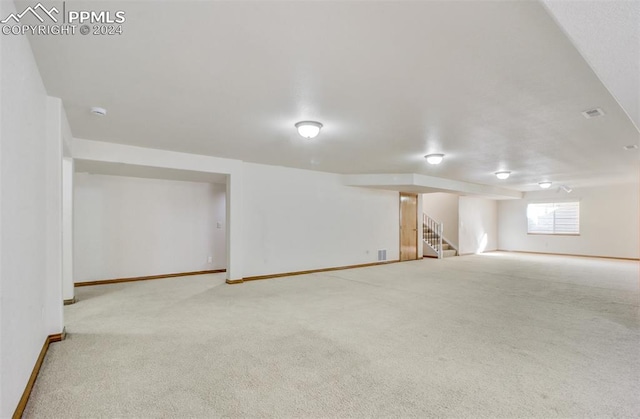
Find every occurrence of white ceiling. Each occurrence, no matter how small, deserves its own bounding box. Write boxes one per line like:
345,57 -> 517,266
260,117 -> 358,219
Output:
543,0 -> 640,131
26,0 -> 639,191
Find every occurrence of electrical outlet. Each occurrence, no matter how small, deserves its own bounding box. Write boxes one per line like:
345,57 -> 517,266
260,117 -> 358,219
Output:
207,256 -> 213,263
216,222 -> 222,229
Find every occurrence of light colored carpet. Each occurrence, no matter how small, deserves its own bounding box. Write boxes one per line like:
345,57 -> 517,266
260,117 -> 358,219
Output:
24,252 -> 640,418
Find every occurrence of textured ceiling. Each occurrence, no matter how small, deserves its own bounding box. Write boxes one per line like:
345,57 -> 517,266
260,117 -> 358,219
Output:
543,0 -> 640,130
25,0 -> 639,191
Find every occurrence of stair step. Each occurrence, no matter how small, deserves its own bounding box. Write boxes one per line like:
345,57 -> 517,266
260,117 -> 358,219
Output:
442,249 -> 457,258
423,239 -> 451,251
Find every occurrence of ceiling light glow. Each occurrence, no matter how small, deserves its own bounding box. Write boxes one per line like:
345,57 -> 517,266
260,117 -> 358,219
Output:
425,154 -> 444,165
495,171 -> 511,180
295,121 -> 323,139
538,181 -> 552,189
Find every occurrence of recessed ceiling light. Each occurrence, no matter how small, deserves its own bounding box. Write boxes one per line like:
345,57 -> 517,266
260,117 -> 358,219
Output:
424,154 -> 444,165
538,181 -> 552,189
623,144 -> 638,150
295,121 -> 323,139
90,107 -> 107,116
581,108 -> 604,119
495,171 -> 511,180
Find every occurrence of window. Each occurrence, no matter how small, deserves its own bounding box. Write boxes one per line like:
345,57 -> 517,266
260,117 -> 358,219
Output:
527,202 -> 580,235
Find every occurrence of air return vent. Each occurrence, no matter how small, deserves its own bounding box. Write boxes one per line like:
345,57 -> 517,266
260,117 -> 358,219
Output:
581,108 -> 604,119
377,250 -> 387,261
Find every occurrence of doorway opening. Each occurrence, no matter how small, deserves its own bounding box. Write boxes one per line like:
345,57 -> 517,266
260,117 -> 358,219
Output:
399,192 -> 418,261
70,160 -> 230,291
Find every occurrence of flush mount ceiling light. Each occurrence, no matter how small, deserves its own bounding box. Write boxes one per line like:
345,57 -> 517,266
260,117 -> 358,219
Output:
295,121 -> 323,139
581,108 -> 604,119
623,144 -> 638,151
538,181 -> 552,189
424,154 -> 444,165
90,107 -> 107,116
495,171 -> 511,180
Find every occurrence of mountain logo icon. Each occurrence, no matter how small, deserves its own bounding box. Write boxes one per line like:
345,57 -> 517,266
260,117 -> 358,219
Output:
1,3 -> 59,24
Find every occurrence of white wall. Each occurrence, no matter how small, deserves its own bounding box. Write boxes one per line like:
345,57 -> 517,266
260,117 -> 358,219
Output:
242,163 -> 399,277
498,183 -> 640,259
74,174 -> 226,282
70,141 -> 403,280
62,158 -> 74,301
422,192 -> 459,248
44,97 -> 64,333
459,197 -> 498,255
61,106 -> 74,302
0,1 -> 64,414
212,183 -> 227,268
71,139 -> 245,281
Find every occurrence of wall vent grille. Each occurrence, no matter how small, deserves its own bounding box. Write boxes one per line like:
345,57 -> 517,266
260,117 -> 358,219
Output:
377,249 -> 387,261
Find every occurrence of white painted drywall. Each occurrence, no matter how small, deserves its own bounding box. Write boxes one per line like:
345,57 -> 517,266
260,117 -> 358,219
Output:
459,197 -> 498,255
212,183 -> 227,269
71,140 -> 402,279
498,183 -> 640,259
0,2 -> 64,414
74,174 -> 226,282
62,158 -> 74,301
71,138 -> 244,281
242,163 -> 399,277
61,106 -> 74,302
44,97 -> 64,333
422,193 -> 460,248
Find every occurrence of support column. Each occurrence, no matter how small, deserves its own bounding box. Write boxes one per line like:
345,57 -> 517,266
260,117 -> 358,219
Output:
226,171 -> 243,283
62,157 -> 75,303
417,193 -> 424,258
45,97 -> 64,333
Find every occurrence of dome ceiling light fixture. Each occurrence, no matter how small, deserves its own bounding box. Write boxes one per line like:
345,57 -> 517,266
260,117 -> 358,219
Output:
424,154 -> 445,165
538,181 -> 552,189
295,121 -> 323,139
90,106 -> 107,116
495,171 -> 511,180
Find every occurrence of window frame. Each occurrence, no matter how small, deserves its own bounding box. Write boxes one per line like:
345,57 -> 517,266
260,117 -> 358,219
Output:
526,200 -> 581,236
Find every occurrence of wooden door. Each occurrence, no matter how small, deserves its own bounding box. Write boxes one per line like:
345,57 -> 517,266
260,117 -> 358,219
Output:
400,193 -> 418,261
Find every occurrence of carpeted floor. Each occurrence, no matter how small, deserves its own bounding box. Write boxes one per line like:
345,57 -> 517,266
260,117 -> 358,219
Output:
24,252 -> 639,418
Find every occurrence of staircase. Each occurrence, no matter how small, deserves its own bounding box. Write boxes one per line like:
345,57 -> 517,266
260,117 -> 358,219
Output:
423,213 -> 458,259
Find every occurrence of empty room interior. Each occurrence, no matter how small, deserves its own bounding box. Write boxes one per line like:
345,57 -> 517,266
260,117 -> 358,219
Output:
1,0 -> 639,417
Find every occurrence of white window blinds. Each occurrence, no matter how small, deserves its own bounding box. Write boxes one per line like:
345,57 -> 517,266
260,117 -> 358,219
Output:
527,202 -> 580,235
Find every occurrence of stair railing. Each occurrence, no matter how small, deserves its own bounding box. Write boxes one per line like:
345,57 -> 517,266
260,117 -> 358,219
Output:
422,213 -> 444,259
